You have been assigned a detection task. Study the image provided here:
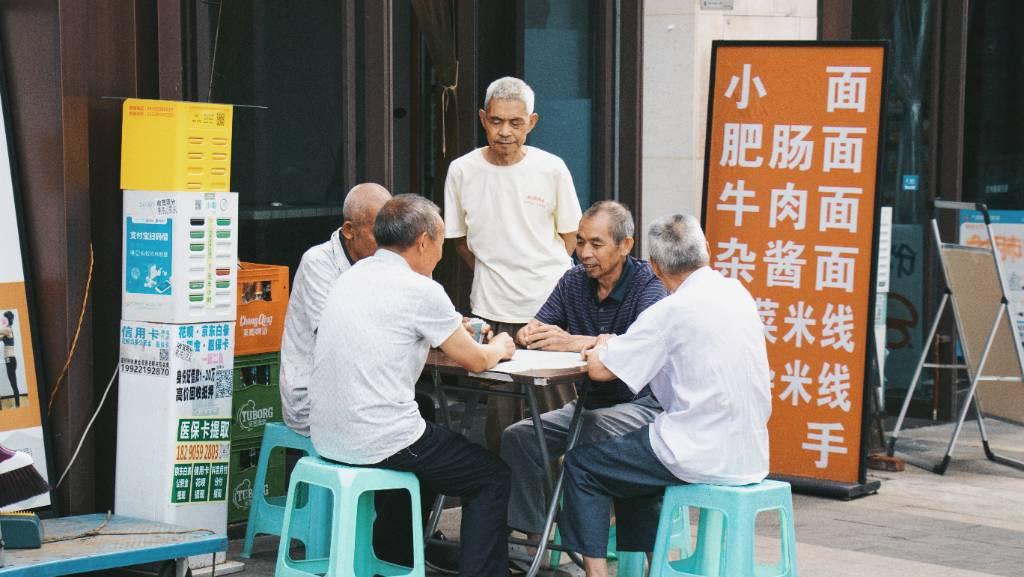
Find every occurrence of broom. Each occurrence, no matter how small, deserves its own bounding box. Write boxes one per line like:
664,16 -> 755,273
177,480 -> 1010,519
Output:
0,444 -> 49,509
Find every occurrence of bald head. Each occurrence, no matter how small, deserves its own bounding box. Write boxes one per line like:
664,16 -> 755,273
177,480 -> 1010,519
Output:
341,183 -> 392,261
342,182 -> 391,224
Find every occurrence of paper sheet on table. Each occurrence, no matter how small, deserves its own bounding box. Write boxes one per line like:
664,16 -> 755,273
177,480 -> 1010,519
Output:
492,349 -> 586,373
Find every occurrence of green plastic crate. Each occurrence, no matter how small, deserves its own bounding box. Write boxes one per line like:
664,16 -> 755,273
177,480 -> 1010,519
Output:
232,352 -> 282,442
228,437 -> 286,524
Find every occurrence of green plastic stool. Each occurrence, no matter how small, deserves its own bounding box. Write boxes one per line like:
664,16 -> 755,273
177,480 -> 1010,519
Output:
276,456 -> 424,577
242,422 -> 331,559
649,480 -> 797,577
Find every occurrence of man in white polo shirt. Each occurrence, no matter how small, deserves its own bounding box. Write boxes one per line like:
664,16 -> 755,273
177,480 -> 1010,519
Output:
444,76 -> 583,450
559,214 -> 772,577
312,194 -> 516,577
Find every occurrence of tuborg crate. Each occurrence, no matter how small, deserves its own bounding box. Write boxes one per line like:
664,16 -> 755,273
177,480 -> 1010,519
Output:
232,352 -> 282,443
228,437 -> 285,524
121,98 -> 233,192
236,262 -> 289,356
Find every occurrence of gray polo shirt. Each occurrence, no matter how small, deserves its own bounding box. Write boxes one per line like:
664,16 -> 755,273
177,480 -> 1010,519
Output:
310,248 -> 461,464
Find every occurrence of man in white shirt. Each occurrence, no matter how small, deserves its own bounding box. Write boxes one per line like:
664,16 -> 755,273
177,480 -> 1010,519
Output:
279,182 -> 391,436
312,194 -> 516,577
444,76 -> 583,450
560,214 -> 773,577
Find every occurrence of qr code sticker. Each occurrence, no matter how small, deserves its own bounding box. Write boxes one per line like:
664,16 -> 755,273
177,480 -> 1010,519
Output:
214,369 -> 232,398
159,348 -> 169,362
175,342 -> 194,362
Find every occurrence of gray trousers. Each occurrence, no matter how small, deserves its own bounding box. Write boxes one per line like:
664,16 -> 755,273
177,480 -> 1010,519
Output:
500,394 -> 661,534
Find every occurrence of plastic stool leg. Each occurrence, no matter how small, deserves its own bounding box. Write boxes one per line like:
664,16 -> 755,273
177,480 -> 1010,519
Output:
618,551 -> 646,577
241,436 -> 277,559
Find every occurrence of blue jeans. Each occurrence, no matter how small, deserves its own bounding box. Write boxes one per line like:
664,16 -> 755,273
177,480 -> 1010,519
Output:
560,426 -> 682,557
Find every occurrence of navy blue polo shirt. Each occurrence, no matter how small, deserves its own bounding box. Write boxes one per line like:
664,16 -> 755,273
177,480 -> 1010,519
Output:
535,256 -> 669,409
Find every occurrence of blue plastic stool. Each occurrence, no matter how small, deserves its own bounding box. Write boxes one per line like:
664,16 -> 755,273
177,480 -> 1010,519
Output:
649,480 -> 797,577
276,456 -> 425,577
242,422 -> 331,559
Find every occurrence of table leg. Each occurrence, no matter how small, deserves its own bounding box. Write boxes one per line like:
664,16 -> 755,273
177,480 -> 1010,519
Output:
174,557 -> 188,577
526,389 -> 588,577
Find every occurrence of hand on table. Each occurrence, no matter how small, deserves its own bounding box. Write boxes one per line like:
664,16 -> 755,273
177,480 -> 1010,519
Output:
518,322 -> 596,352
580,333 -> 615,361
489,332 -> 516,360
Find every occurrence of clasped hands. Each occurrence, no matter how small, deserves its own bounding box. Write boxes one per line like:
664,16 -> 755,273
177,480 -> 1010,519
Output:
516,320 -> 613,354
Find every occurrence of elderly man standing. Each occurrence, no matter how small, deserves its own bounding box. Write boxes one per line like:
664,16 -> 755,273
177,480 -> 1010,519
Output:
444,76 -> 583,450
280,182 -> 391,436
501,201 -> 667,558
312,194 -> 516,577
561,214 -> 773,577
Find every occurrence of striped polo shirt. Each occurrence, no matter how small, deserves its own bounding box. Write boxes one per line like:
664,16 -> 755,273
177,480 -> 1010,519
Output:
535,256 -> 668,409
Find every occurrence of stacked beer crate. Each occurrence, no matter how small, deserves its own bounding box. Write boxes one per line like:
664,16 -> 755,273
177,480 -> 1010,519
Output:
114,99 -> 237,569
229,262 -> 289,523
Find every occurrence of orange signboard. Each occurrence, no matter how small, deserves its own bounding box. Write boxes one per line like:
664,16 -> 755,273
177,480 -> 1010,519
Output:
702,42 -> 886,485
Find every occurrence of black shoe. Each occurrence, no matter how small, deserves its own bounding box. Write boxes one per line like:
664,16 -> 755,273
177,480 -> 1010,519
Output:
425,531 -> 460,575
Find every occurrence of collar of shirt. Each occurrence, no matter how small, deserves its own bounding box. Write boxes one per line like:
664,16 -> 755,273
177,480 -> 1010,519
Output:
677,265 -> 714,292
587,255 -> 636,306
330,229 -> 355,269
373,247 -> 413,270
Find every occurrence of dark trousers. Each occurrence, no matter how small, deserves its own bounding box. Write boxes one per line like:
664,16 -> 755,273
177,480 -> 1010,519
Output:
373,393 -> 435,566
560,426 -> 681,557
368,421 -> 511,577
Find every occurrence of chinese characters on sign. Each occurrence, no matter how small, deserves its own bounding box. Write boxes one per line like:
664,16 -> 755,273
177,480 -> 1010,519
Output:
705,44 -> 884,484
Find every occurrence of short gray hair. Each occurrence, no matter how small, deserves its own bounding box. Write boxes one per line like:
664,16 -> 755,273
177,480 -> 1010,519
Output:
582,201 -> 635,245
374,194 -> 442,249
484,77 -> 535,115
647,214 -> 709,275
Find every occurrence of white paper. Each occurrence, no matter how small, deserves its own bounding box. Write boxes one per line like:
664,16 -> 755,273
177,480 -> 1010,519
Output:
492,349 -> 587,373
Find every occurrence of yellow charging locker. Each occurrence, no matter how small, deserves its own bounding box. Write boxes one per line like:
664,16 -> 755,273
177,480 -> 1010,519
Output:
120,98 -> 233,192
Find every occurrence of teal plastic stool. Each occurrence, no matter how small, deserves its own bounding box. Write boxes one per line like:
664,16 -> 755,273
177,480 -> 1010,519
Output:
242,422 -> 331,559
617,508 -> 691,577
649,480 -> 797,577
548,508 -> 690,577
275,456 -> 424,577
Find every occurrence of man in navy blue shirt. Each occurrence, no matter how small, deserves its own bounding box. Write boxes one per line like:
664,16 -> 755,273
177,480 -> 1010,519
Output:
502,201 -> 668,563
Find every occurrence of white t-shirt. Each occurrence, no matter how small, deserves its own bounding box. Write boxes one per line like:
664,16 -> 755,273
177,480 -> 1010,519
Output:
310,249 -> 462,464
279,230 -> 351,436
599,266 -> 772,485
444,146 -> 582,323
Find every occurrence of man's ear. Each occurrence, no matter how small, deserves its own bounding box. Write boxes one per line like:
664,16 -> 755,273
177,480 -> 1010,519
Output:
417,231 -> 432,253
525,112 -> 539,134
620,236 -> 635,256
340,220 -> 355,241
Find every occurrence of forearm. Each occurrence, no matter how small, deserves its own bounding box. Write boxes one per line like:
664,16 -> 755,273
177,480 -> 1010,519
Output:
586,346 -> 617,381
454,238 -> 475,271
560,232 -> 577,256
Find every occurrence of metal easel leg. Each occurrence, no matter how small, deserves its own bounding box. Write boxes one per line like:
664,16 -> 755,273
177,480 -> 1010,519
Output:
934,305 -> 1005,475
889,293 -> 949,456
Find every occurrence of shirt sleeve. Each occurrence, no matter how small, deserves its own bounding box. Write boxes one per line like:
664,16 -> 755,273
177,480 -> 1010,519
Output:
553,160 -> 583,234
417,280 -> 464,348
534,272 -> 569,327
443,162 -> 467,238
599,306 -> 668,394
